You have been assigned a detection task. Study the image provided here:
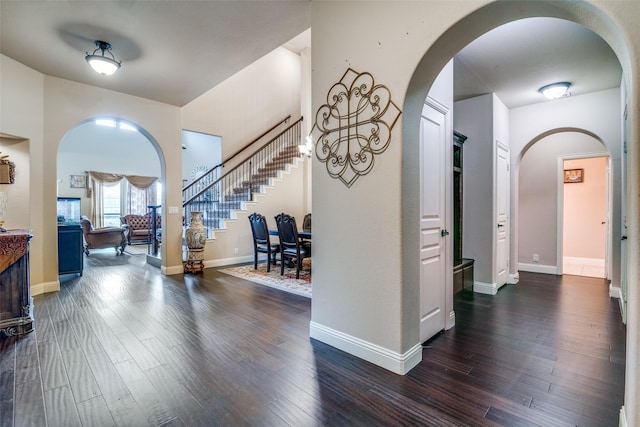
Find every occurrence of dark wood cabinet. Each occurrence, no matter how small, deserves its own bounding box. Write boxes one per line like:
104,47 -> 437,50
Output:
453,131 -> 474,294
58,224 -> 83,275
0,230 -> 34,336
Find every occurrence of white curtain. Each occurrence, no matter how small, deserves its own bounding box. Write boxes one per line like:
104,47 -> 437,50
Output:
123,176 -> 158,215
88,172 -> 158,227
87,172 -> 123,228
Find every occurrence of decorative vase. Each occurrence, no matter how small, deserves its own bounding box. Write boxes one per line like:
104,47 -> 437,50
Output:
185,211 -> 206,262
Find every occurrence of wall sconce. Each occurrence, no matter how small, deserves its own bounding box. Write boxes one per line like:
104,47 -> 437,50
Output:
539,82 -> 571,100
85,40 -> 121,75
298,135 -> 313,158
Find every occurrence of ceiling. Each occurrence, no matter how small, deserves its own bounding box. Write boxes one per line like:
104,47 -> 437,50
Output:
0,3 -> 621,109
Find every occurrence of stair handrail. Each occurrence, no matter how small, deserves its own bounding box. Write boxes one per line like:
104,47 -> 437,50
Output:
182,114 -> 291,193
183,116 -> 303,206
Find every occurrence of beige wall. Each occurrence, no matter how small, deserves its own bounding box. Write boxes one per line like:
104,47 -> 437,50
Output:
0,137 -> 30,231
182,47 -> 302,165
4,1 -> 640,424
0,56 -> 183,290
563,157 -> 608,260
519,133 -> 608,269
1,55 -> 45,288
513,89 -> 620,275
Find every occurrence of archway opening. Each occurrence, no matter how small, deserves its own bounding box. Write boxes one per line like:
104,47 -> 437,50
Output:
402,0 -> 630,359
57,117 -> 164,274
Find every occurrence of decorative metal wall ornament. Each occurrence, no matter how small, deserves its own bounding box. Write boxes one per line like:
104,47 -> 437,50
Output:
312,68 -> 402,187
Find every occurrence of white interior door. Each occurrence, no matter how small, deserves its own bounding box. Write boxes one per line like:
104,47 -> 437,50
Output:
419,100 -> 449,343
495,143 -> 510,288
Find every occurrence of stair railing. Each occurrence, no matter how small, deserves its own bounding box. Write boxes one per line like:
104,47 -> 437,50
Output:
182,114 -> 291,199
183,117 -> 303,235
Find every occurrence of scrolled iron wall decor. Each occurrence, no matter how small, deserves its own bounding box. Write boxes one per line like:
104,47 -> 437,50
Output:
312,68 -> 402,188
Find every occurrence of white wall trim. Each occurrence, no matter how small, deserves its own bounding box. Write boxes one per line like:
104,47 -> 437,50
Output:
518,262 -> 558,275
205,255 -> 254,268
508,272 -> 520,284
162,265 -> 185,275
619,406 -> 627,427
473,281 -> 499,295
564,256 -> 605,267
609,283 -> 621,299
309,321 -> 422,375
31,280 -> 60,296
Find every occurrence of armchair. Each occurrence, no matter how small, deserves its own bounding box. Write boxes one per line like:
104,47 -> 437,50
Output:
80,216 -> 127,255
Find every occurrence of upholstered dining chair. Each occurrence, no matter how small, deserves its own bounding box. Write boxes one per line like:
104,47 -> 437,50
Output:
274,212 -> 311,279
248,212 -> 279,272
302,213 -> 311,232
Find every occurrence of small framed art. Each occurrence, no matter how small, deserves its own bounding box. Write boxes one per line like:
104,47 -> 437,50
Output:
70,174 -> 86,188
564,168 -> 584,184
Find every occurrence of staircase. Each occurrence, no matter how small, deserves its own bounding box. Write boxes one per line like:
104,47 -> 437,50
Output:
183,117 -> 303,237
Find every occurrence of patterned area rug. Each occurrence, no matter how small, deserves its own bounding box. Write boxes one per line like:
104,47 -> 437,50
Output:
219,263 -> 311,298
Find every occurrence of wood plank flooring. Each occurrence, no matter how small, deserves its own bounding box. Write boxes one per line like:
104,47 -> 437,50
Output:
0,250 -> 626,426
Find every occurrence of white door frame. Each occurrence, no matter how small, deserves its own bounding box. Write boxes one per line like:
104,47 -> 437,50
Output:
556,152 -> 611,277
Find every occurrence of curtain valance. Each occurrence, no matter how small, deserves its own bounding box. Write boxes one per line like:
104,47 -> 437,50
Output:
87,171 -> 158,189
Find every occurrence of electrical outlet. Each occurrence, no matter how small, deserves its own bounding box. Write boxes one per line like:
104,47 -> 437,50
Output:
533,253 -> 539,263
234,248 -> 239,255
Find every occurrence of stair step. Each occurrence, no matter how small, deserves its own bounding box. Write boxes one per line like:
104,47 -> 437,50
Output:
184,140 -> 302,231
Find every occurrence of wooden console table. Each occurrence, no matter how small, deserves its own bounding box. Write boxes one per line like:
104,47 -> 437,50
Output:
0,229 -> 34,336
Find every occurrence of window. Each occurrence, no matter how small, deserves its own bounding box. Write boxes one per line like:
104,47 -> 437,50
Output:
103,181 -> 122,227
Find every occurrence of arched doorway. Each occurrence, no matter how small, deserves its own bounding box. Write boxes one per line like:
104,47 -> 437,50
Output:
518,131 -> 611,278
57,117 -> 164,273
402,2 -> 634,421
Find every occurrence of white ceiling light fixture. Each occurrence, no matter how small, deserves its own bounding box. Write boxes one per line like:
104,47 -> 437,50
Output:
539,82 -> 571,100
85,40 -> 121,75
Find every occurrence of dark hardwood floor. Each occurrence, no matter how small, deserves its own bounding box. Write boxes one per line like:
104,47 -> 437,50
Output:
1,250 -> 626,426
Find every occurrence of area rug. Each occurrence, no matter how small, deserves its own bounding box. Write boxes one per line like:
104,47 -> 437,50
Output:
219,263 -> 311,298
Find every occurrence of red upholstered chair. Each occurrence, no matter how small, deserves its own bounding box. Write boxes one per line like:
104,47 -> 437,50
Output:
248,212 -> 279,272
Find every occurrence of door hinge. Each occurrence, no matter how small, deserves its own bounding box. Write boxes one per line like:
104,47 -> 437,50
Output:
441,229 -> 450,237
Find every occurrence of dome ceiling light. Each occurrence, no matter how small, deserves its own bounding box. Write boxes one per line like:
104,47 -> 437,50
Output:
85,40 -> 121,75
539,82 -> 571,100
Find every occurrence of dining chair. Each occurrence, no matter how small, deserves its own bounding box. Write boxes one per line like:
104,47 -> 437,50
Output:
274,213 -> 311,279
302,213 -> 311,232
248,212 -> 279,272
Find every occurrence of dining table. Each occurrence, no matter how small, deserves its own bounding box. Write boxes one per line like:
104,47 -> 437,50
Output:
269,229 -> 311,240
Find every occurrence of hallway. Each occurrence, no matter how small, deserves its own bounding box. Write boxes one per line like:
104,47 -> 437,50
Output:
0,254 -> 625,426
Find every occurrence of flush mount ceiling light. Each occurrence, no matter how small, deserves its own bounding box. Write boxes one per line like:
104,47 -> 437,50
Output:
85,40 -> 121,75
539,82 -> 571,100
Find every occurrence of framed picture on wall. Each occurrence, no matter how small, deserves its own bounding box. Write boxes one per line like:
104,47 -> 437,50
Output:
70,174 -> 86,188
564,168 -> 584,183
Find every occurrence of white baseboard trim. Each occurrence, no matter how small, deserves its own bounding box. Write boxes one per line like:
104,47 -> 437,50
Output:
474,281 -> 499,295
609,283 -> 621,299
163,265 -> 185,275
518,263 -> 558,275
163,255 -> 255,275
31,280 -> 60,296
620,405 -> 627,427
508,272 -> 520,284
309,321 -> 422,375
205,255 -> 254,268
564,256 -> 605,267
